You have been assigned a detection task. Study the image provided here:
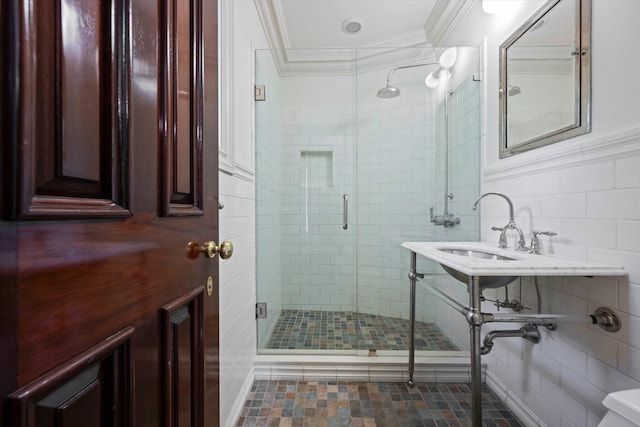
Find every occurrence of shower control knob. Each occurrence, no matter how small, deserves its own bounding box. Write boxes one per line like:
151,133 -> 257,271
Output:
187,240 -> 234,260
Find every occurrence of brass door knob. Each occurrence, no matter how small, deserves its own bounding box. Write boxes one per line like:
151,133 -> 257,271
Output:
187,240 -> 233,260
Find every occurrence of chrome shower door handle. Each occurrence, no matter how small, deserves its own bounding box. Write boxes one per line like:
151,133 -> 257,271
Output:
343,194 -> 349,230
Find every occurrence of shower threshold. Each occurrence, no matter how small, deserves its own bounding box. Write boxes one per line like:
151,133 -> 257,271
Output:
254,352 -> 478,384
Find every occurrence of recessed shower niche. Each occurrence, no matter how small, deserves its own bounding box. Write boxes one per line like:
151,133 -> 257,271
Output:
300,150 -> 333,188
255,47 -> 481,356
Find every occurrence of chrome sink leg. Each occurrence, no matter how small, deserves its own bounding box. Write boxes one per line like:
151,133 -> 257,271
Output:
469,275 -> 483,427
407,251 -> 424,388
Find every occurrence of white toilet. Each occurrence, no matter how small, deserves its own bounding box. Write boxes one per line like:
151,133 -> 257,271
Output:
599,389 -> 640,426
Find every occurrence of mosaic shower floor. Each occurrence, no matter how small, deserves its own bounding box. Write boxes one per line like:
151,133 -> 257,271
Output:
266,310 -> 459,351
237,380 -> 523,426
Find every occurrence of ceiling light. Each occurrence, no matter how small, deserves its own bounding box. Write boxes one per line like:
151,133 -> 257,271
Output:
482,0 -> 502,14
438,47 -> 457,69
342,17 -> 363,34
482,0 -> 518,15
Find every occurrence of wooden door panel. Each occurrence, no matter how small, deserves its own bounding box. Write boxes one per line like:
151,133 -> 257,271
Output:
1,0 -> 220,426
162,288 -> 204,427
8,328 -> 133,427
7,0 -> 129,220
159,0 -> 204,216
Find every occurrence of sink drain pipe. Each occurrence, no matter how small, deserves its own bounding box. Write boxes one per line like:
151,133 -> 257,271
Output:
408,271 -> 623,427
480,323 -> 540,355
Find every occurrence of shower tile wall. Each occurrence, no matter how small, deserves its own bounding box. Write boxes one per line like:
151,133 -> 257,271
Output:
280,101 -> 357,312
431,77 -> 482,349
434,77 -> 481,243
278,73 -> 446,322
356,79 -> 438,322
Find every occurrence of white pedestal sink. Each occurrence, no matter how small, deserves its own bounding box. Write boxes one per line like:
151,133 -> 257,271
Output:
402,241 -> 626,286
402,241 -> 626,427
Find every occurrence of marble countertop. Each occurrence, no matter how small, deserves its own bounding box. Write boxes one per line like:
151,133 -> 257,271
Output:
402,241 -> 626,277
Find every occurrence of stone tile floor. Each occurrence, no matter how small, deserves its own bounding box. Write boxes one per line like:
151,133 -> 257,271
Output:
237,380 -> 523,427
266,310 -> 458,351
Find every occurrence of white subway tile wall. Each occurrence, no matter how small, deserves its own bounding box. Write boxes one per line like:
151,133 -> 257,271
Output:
264,73 -> 482,329
481,134 -> 640,425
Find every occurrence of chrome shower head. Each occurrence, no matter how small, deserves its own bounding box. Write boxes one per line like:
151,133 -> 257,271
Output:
376,84 -> 401,98
508,85 -> 521,96
377,62 -> 439,99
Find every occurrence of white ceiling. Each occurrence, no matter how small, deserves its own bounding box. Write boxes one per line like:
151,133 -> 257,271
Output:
254,0 -> 477,74
277,0 -> 439,48
256,0 -> 477,51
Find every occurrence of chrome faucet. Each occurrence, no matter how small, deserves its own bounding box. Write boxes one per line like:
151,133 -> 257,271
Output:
472,192 -> 528,251
529,230 -> 557,254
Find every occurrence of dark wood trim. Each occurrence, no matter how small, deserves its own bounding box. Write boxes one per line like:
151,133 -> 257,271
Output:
7,327 -> 134,427
22,195 -> 132,220
159,0 -> 204,217
161,287 -> 204,427
0,9 -> 20,413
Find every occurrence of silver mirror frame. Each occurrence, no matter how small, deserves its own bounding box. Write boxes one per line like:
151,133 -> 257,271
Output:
499,0 -> 591,158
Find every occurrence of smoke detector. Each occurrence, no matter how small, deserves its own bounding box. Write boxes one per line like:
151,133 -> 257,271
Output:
342,17 -> 363,34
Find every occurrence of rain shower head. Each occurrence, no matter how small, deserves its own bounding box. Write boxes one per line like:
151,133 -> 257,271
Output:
376,83 -> 401,98
376,62 -> 439,99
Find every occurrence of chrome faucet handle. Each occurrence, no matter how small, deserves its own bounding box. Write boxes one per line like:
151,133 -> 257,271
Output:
530,230 -> 557,254
490,226 -> 508,248
533,230 -> 557,237
510,223 -> 528,251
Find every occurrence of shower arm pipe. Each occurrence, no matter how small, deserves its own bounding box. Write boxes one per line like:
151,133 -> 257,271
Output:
383,62 -> 438,87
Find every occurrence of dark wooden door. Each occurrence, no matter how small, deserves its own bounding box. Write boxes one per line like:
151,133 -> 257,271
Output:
0,0 -> 221,426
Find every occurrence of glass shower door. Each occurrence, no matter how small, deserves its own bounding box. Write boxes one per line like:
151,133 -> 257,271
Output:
255,49 -> 359,353
255,46 -> 481,355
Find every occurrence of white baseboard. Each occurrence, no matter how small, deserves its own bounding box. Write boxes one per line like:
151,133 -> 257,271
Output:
224,367 -> 256,427
485,370 -> 547,427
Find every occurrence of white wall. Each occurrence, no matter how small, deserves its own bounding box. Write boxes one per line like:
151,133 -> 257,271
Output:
448,1 -> 640,426
221,0 -> 640,425
218,0 -> 266,425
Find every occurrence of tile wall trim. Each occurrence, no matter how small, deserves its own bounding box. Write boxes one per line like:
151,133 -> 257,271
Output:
225,365 -> 256,427
486,370 -> 547,427
253,354 -> 483,384
483,125 -> 640,182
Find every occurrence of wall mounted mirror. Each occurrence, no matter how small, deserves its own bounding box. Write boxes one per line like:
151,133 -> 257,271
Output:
499,0 -> 591,158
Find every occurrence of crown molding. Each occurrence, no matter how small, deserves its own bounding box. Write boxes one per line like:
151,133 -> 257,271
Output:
483,126 -> 640,182
253,0 -> 469,76
424,0 -> 475,46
